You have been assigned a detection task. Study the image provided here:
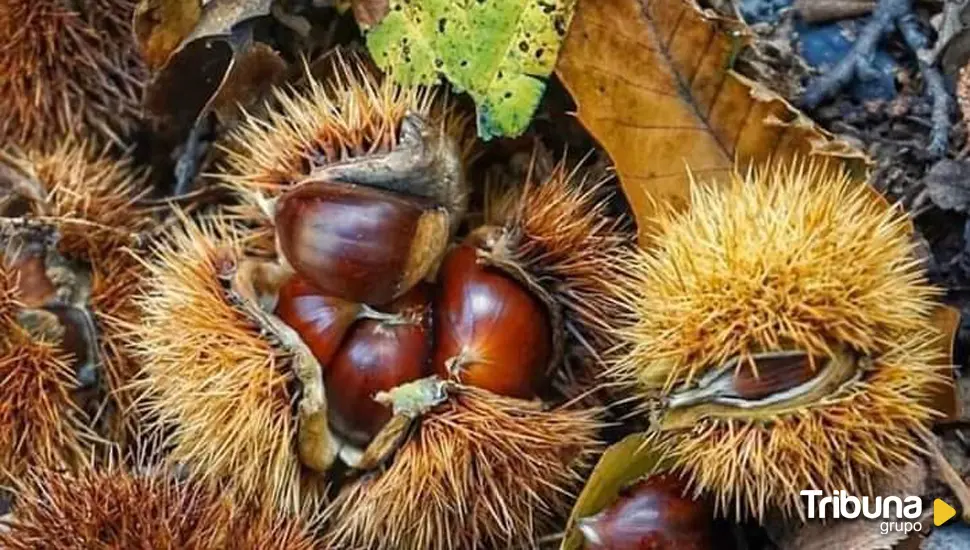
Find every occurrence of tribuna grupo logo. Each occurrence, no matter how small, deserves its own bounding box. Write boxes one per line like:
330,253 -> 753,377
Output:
801,490 -> 923,535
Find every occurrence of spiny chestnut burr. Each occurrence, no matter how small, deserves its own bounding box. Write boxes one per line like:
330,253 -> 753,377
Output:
0,0 -> 145,149
457,158 -> 634,377
0,311 -> 93,481
0,464 -> 318,550
432,243 -> 554,399
608,160 -> 944,520
219,53 -> 471,255
0,140 -> 151,472
579,475 -> 714,550
325,386 -> 602,550
275,180 -> 448,306
325,285 -> 433,446
129,218 -> 320,514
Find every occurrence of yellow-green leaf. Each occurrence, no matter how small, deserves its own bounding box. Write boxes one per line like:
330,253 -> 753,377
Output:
366,0 -> 577,139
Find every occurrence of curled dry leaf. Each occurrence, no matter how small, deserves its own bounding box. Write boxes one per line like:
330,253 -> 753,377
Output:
555,0 -> 867,241
560,433 -> 668,550
134,0 -> 203,69
210,42 -> 287,122
183,0 -> 274,43
144,0 -> 279,137
144,37 -> 234,138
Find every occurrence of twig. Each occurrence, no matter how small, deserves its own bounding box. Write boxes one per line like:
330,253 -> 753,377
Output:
801,0 -> 904,109
897,11 -> 952,157
923,430 -> 970,522
794,0 -> 876,24
801,0 -> 951,157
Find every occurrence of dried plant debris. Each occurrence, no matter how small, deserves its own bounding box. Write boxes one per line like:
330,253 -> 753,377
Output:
923,159 -> 970,213
923,524 -> 970,550
799,0 -> 951,157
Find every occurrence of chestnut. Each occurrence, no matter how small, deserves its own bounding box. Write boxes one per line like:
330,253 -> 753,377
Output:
325,285 -> 433,446
275,181 -> 448,306
579,475 -> 714,550
431,244 -> 553,399
3,244 -> 55,308
275,274 -> 361,367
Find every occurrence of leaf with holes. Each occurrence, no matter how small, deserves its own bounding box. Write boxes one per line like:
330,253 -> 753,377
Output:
555,0 -> 867,242
365,0 -> 577,140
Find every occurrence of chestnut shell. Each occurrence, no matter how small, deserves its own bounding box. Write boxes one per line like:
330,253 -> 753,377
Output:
275,275 -> 360,367
275,181 -> 446,306
431,244 -> 553,399
580,475 -> 714,550
325,286 -> 433,446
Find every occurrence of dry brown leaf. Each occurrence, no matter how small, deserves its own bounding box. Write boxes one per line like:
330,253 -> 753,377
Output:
185,0 -> 274,42
134,0 -> 203,69
144,37 -> 234,138
555,0 -> 867,241
928,305 -> 961,422
210,42 -> 286,122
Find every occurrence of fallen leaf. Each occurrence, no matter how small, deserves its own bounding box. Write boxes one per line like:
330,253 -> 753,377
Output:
144,36 -> 234,138
352,0 -> 389,29
555,0 -> 867,241
366,0 -> 578,139
134,0 -> 203,69
184,0 -> 274,42
928,305 -> 962,423
560,433 -> 668,550
210,42 -> 287,122
924,159 -> 970,212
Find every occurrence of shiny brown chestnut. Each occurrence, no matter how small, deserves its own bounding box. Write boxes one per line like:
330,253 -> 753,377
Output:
731,352 -> 823,400
579,475 -> 714,550
275,181 -> 449,306
431,244 -> 553,399
275,275 -> 361,367
325,285 -> 433,446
